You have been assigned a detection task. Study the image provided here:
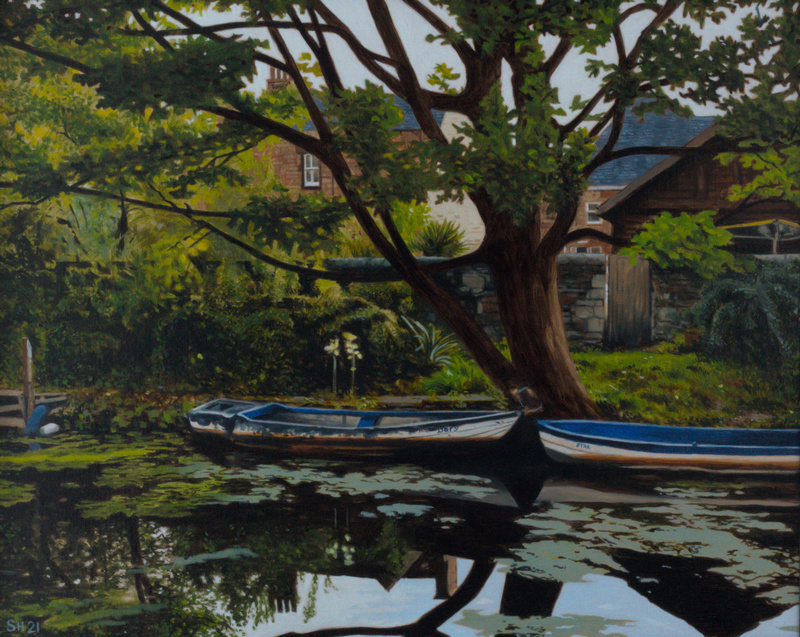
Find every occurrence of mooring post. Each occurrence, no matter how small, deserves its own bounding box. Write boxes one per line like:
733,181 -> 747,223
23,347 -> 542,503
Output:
21,337 -> 34,422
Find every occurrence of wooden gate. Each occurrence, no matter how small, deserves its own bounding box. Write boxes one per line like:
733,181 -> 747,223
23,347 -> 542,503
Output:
606,255 -> 651,346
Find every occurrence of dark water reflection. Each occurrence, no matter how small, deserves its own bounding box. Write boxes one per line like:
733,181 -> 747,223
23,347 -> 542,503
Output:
0,432 -> 797,636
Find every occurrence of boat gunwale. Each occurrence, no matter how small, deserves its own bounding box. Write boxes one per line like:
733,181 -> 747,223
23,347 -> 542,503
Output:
537,420 -> 800,457
234,409 -> 520,434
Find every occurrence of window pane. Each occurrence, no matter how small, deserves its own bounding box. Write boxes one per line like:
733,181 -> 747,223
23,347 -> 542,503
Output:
303,153 -> 320,187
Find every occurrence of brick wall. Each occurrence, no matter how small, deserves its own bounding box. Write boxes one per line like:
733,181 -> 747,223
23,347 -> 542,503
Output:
257,131 -> 427,199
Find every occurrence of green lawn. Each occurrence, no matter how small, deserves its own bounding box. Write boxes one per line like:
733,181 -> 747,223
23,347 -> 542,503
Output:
573,350 -> 797,428
416,348 -> 799,428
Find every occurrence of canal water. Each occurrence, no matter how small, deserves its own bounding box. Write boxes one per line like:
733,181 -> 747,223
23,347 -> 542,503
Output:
0,432 -> 797,636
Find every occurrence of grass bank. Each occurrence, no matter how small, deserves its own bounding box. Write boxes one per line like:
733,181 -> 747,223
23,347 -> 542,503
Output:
416,349 -> 799,429
11,349 -> 799,435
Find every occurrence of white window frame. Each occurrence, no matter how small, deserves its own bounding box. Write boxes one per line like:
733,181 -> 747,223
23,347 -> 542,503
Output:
303,153 -> 320,188
586,202 -> 602,224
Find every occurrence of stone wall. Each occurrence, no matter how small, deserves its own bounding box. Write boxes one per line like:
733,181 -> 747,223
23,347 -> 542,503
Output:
432,254 -> 608,345
327,255 -> 735,346
557,255 -> 607,345
650,268 -> 705,341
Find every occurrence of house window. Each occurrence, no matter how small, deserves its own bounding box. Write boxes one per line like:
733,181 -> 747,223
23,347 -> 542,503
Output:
302,153 -> 320,188
586,202 -> 602,224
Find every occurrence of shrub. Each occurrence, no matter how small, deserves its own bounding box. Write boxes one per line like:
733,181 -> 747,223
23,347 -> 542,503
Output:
620,210 -> 739,278
400,316 -> 460,366
409,219 -> 467,257
692,261 -> 800,394
416,354 -> 494,395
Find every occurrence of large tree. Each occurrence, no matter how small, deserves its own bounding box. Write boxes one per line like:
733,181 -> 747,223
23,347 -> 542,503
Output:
2,0 -> 797,416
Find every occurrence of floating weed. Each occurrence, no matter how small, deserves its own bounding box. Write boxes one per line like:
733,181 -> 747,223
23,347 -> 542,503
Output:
0,434 -> 184,472
79,473 -> 237,519
0,480 -> 35,506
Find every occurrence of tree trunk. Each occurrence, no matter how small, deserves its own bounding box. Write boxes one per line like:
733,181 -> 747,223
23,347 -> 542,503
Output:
394,229 -> 598,418
486,223 -> 599,419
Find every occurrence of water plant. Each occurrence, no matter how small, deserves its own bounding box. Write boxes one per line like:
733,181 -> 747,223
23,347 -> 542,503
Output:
343,332 -> 362,396
324,337 -> 341,393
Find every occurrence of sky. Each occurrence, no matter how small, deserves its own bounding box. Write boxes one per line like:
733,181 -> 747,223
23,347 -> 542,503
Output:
196,1 -> 748,118
243,561 -> 799,636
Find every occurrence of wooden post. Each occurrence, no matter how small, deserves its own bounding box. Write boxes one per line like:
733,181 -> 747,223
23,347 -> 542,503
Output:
21,337 -> 34,421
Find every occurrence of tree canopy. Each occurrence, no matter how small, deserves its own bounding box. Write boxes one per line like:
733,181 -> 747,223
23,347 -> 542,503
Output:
2,0 -> 798,415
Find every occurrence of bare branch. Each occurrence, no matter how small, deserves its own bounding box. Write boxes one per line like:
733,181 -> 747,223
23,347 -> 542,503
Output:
619,3 -> 658,21
542,37 -> 573,81
307,7 -> 344,94
563,227 -> 625,247
266,21 -> 333,146
624,0 -> 683,68
398,0 -> 477,62
312,2 -> 404,93
562,88 -> 609,139
613,24 -> 626,62
203,105 -> 325,157
366,0 -> 447,143
149,1 -> 291,73
562,0 -> 683,138
583,105 -> 625,175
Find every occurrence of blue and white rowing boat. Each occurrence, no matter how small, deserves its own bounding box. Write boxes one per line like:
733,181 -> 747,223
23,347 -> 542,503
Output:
536,420 -> 800,473
186,399 -> 522,458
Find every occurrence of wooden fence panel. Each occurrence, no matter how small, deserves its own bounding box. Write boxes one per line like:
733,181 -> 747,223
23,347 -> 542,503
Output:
606,255 -> 652,346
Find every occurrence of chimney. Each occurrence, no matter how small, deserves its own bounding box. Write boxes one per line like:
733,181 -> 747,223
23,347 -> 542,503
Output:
267,67 -> 291,92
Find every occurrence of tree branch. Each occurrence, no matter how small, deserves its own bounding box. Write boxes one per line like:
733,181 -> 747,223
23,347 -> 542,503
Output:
131,10 -> 173,51
277,560 -> 495,637
307,7 -> 345,94
366,0 -> 448,143
563,227 -> 625,247
149,1 -> 291,73
265,20 -> 332,146
312,2 -> 404,94
203,105 -> 325,157
583,105 -> 625,175
542,37 -> 573,81
398,0 -> 476,63
0,36 -> 91,73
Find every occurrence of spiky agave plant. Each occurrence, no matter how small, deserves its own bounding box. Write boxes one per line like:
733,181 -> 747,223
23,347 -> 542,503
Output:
409,220 -> 467,257
400,316 -> 460,367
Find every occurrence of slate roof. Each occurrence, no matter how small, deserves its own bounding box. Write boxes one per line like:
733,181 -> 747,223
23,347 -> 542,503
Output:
303,96 -> 445,132
589,109 -> 717,187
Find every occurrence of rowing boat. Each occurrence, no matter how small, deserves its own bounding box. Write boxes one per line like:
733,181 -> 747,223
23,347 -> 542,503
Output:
536,420 -> 800,473
186,399 -> 522,458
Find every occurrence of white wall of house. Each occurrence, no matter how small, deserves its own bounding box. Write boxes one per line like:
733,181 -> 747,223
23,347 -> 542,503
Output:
427,112 -> 485,248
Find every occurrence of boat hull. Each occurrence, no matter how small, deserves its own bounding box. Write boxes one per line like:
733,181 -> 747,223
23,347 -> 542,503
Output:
186,399 -> 522,459
537,420 -> 800,474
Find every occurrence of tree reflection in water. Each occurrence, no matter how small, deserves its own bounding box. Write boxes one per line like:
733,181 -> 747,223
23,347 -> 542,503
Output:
0,434 -> 796,636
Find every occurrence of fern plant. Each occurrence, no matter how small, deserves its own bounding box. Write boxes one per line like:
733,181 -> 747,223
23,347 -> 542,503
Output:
693,261 -> 800,377
401,316 -> 460,366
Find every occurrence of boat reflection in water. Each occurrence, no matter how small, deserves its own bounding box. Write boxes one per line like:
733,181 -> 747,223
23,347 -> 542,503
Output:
0,435 -> 796,636
244,467 -> 797,637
